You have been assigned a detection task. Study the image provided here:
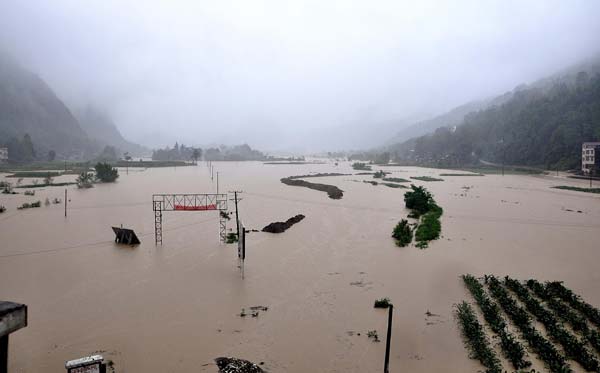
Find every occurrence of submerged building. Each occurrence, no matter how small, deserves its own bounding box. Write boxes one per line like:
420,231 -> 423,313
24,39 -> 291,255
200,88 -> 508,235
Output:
582,142 -> 600,174
0,147 -> 7,163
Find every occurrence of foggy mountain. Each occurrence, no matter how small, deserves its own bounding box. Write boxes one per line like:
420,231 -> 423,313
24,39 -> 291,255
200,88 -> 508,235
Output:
387,54 -> 600,148
74,106 -> 147,156
387,56 -> 600,169
0,52 -> 145,160
0,53 -> 93,159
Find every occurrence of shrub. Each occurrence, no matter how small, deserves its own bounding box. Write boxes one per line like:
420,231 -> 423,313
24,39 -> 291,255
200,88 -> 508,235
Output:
404,185 -> 434,217
373,170 -> 387,178
24,190 -> 35,196
0,205 -> 6,213
226,232 -> 238,244
77,172 -> 95,188
95,162 -> 119,182
352,162 -> 372,171
455,301 -> 502,373
374,298 -> 392,308
392,219 -> 413,247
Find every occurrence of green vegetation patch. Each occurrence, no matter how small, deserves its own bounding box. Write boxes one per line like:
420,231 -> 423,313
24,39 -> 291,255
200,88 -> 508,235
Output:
281,174 -> 344,199
455,301 -> 502,373
374,298 -> 392,308
382,177 -> 409,183
486,276 -> 569,373
352,162 -> 372,171
95,162 -> 119,182
18,201 -> 41,210
410,176 -> 444,182
462,275 -> 531,370
6,171 -> 62,178
226,233 -> 238,244
381,182 -> 407,189
392,219 -> 412,247
552,186 -> 600,194
439,173 -> 484,177
16,182 -> 76,189
401,185 -> 443,248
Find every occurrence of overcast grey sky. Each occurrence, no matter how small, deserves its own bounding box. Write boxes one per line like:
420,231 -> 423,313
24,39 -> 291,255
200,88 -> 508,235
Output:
1,0 -> 600,150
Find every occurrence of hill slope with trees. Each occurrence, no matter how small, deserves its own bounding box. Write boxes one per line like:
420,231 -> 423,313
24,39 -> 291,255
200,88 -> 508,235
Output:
389,69 -> 600,170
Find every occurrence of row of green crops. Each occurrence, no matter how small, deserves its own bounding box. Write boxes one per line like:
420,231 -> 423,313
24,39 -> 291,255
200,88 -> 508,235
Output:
545,281 -> 600,328
527,279 -> 600,354
455,301 -> 502,373
461,275 -> 531,370
503,277 -> 600,372
485,276 -> 570,373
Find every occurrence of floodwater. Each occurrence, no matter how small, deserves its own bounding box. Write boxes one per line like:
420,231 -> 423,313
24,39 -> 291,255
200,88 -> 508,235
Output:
1,162 -> 599,372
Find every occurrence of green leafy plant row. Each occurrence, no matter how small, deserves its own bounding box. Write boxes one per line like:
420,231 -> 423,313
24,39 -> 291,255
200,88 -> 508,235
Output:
455,301 -> 503,373
462,275 -> 531,370
545,281 -> 600,328
527,279 -> 600,354
485,276 -> 570,373
504,277 -> 599,372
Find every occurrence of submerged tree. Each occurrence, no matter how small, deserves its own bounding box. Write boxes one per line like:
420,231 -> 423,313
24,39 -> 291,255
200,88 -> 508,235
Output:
392,219 -> 413,247
94,162 -> 119,182
76,172 -> 94,188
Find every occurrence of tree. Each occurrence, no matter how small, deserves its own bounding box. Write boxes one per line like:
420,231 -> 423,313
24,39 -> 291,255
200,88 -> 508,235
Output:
47,150 -> 56,161
392,219 -> 413,247
94,162 -> 119,182
76,172 -> 94,188
404,185 -> 434,216
191,148 -> 202,164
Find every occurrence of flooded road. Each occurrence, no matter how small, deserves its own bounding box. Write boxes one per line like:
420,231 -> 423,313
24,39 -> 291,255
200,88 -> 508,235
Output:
1,162 -> 599,372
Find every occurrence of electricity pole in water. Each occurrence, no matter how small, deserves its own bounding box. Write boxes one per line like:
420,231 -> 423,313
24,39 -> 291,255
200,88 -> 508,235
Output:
64,189 -> 67,218
384,304 -> 393,373
229,191 -> 243,237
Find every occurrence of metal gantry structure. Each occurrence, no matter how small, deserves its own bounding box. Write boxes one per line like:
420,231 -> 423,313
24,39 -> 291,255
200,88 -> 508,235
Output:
152,193 -> 228,245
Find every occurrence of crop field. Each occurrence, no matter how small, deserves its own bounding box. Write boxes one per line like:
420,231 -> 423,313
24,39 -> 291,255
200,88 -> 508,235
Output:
458,275 -> 600,373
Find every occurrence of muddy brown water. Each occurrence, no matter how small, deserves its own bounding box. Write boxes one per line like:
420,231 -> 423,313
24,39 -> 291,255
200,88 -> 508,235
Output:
1,162 -> 599,372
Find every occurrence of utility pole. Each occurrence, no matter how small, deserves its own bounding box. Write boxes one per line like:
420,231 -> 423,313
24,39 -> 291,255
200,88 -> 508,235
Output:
64,189 -> 67,218
229,191 -> 243,238
384,304 -> 393,373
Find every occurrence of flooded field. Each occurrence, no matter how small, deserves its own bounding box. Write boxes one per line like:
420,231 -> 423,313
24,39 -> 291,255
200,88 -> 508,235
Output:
1,162 -> 599,372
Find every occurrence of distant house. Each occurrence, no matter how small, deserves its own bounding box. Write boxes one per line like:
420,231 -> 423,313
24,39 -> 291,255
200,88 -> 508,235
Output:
582,142 -> 600,174
0,147 -> 7,163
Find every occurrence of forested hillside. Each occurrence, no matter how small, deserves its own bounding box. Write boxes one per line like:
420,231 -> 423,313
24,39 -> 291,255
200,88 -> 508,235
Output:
391,72 -> 600,170
0,53 -> 94,160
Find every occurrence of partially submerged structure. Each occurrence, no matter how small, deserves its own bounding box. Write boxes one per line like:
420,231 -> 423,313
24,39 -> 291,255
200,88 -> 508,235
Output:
0,301 -> 27,372
582,142 -> 600,174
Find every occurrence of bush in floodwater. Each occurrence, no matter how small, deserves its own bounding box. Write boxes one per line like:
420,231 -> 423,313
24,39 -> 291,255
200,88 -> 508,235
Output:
352,162 -> 372,171
226,232 -> 238,244
367,330 -> 380,342
17,201 -> 41,210
0,205 -> 6,213
24,190 -> 35,196
392,219 -> 413,247
374,298 -> 392,308
404,184 -> 435,217
373,170 -> 386,178
77,172 -> 95,188
94,162 -> 119,182
415,205 -> 443,244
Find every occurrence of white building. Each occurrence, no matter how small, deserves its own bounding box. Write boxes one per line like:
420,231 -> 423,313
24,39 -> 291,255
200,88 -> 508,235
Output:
582,142 -> 600,174
0,147 -> 7,163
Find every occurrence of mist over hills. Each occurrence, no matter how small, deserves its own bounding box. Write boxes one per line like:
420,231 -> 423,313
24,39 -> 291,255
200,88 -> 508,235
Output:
385,56 -> 600,170
0,52 -> 145,161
